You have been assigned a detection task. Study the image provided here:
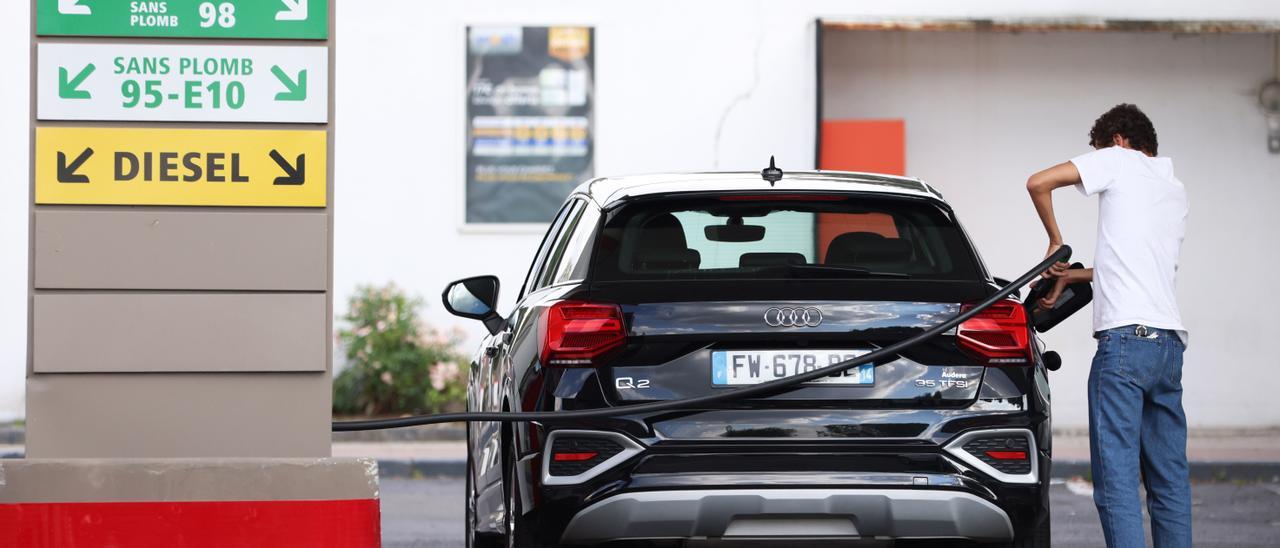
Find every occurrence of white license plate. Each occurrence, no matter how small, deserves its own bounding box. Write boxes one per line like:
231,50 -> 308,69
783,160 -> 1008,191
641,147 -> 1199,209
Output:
711,350 -> 874,386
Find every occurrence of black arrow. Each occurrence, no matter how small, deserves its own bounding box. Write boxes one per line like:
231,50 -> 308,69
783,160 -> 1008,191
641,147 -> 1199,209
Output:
269,149 -> 305,185
57,147 -> 94,183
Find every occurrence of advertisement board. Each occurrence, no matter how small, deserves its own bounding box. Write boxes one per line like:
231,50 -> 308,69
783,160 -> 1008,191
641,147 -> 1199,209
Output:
465,26 -> 594,224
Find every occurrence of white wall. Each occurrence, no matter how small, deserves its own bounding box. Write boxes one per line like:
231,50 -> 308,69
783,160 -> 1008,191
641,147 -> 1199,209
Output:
2,0 -> 1278,424
823,30 -> 1280,428
0,1 -> 30,422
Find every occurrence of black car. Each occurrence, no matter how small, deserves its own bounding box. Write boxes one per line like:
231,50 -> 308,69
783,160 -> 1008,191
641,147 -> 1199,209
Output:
445,169 -> 1077,547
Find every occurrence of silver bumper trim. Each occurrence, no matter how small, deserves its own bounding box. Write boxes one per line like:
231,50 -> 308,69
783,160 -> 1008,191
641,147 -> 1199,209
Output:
943,428 -> 1039,484
541,429 -> 645,486
559,488 -> 1014,544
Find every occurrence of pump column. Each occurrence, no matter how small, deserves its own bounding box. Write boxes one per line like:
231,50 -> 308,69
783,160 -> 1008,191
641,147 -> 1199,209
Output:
6,2 -> 374,545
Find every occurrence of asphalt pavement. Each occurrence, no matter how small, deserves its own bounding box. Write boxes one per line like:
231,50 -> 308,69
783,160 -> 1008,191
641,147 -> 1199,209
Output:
381,478 -> 1280,547
382,478 -> 464,548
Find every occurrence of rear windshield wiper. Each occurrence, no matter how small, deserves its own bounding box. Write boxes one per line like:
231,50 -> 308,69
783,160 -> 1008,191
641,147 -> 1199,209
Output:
765,264 -> 912,279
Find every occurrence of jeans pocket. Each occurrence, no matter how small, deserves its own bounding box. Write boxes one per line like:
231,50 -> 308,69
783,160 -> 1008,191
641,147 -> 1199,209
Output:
1092,334 -> 1113,361
1125,331 -> 1162,345
1167,338 -> 1186,385
1118,335 -> 1161,385
1092,334 -> 1128,379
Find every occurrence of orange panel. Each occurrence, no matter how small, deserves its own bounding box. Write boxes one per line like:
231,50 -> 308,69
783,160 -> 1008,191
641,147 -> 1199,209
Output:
817,120 -> 906,260
819,119 -> 905,175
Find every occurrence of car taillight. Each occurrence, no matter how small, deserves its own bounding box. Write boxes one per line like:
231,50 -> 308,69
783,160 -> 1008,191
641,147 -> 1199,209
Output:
541,301 -> 626,367
552,451 -> 599,462
959,435 -> 1034,476
957,300 -> 1032,365
546,435 -> 632,479
985,450 -> 1028,460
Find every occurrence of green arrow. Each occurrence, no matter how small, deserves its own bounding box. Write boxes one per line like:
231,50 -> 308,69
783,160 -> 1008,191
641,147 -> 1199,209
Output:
58,63 -> 94,99
271,65 -> 307,101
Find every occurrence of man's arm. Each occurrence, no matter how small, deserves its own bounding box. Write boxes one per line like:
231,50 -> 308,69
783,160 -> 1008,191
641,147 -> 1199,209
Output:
1026,161 -> 1083,276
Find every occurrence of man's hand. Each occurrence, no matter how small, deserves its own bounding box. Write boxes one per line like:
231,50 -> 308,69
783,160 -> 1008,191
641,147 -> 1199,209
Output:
1037,276 -> 1070,310
1042,243 -> 1069,278
1036,267 -> 1094,310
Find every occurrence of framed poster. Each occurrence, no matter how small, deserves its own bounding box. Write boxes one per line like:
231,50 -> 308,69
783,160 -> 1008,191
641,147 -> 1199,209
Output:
465,26 -> 595,224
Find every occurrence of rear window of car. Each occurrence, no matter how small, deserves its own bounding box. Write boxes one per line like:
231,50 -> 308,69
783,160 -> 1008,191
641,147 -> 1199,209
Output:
590,193 -> 982,281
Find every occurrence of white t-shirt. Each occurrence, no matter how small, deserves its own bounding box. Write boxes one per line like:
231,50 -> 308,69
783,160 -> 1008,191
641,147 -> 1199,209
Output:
1071,146 -> 1189,344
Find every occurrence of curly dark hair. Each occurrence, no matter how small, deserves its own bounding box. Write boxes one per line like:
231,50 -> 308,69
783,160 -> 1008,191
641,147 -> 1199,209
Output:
1088,103 -> 1158,155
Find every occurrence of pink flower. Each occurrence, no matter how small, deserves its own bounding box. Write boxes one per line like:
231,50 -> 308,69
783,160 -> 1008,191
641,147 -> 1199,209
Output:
430,361 -> 460,391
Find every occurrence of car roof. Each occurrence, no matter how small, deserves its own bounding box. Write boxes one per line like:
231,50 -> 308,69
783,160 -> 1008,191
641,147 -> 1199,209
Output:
578,171 -> 945,208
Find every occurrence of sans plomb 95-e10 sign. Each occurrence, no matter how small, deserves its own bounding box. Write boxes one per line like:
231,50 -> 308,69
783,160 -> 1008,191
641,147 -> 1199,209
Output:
37,43 -> 328,123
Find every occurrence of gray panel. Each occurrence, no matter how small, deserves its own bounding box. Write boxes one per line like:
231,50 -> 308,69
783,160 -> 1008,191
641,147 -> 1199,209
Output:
24,373 -> 331,458
34,209 -> 328,290
34,292 -> 326,373
0,458 -> 377,503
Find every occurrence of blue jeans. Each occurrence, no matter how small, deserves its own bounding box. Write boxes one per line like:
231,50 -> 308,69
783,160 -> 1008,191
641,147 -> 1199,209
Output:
1089,325 -> 1192,548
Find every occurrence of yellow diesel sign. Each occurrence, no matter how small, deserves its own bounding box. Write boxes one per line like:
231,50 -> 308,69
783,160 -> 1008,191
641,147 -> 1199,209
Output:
36,127 -> 326,207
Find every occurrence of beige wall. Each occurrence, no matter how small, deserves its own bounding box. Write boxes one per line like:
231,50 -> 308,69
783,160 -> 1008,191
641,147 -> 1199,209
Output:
823,29 -> 1280,427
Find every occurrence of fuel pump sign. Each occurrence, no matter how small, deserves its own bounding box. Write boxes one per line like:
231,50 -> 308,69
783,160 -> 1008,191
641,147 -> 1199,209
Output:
37,43 -> 328,123
35,127 -> 327,207
36,0 -> 328,40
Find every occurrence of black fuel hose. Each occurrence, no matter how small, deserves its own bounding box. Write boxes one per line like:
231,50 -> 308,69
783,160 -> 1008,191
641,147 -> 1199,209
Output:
332,246 -> 1071,431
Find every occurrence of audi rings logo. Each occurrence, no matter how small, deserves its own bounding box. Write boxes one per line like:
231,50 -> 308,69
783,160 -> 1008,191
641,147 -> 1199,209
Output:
763,307 -> 823,328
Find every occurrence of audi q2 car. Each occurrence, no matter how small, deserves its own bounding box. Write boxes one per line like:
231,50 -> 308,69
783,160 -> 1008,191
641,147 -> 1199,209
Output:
444,168 -> 1073,547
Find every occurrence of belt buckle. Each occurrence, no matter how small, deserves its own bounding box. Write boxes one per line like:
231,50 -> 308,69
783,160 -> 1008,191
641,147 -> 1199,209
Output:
1134,325 -> 1152,338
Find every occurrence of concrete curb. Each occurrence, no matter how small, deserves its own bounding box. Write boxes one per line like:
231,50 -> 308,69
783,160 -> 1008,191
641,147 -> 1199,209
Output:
370,458 -> 1280,482
377,459 -> 466,479
1052,460 -> 1280,483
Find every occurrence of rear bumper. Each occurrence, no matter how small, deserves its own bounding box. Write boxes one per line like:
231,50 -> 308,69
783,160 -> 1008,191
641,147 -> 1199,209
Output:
559,488 -> 1015,544
533,425 -> 1050,543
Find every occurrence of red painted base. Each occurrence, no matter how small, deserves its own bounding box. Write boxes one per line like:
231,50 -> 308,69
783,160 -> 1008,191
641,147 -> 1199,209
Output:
0,498 -> 381,547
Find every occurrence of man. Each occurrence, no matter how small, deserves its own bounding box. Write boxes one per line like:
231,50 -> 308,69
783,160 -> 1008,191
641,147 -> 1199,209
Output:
1026,103 -> 1191,548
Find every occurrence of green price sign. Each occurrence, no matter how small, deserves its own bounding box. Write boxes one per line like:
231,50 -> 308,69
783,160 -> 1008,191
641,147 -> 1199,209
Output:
37,0 -> 328,40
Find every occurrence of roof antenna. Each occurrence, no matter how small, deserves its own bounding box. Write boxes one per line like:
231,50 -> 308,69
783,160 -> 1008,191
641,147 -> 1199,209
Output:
761,156 -> 783,186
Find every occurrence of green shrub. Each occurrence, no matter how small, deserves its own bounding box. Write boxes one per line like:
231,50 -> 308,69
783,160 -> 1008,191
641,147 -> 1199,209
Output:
333,283 -> 467,416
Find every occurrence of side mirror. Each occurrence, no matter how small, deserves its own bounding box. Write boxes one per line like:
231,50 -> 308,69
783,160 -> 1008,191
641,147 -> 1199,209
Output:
1023,262 -> 1093,332
442,275 -> 504,335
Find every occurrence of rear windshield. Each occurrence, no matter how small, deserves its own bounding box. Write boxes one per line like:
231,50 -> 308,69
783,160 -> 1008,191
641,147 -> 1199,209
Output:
591,193 -> 982,282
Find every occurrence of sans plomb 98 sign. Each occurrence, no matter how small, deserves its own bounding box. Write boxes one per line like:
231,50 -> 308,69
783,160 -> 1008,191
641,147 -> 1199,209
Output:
37,0 -> 328,40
